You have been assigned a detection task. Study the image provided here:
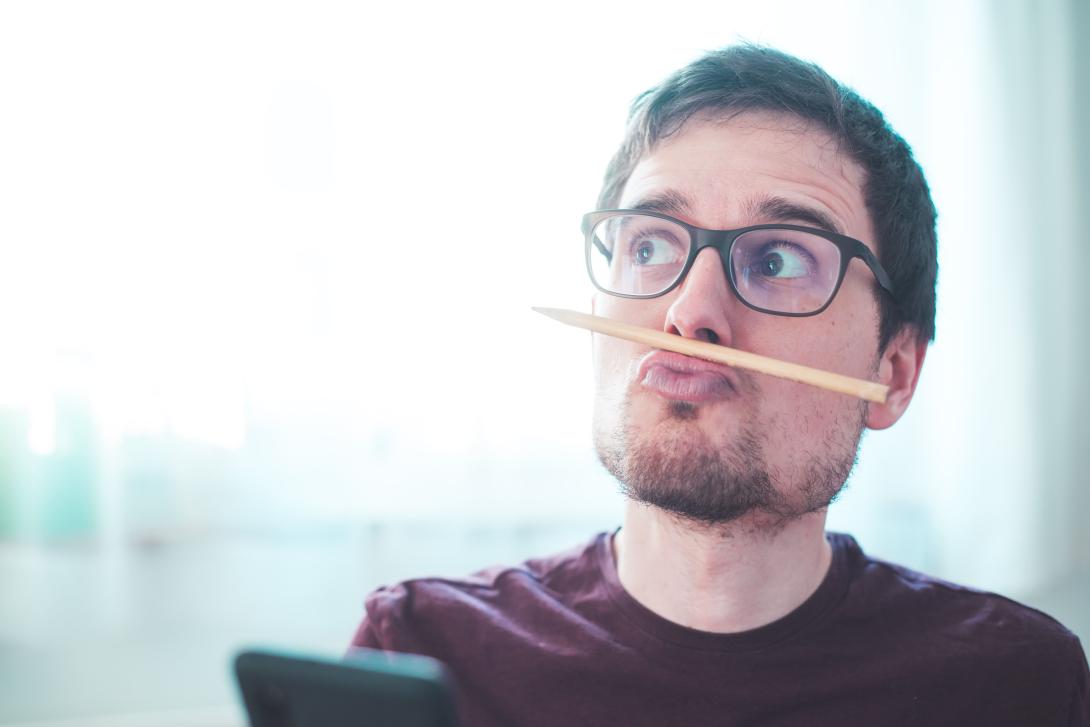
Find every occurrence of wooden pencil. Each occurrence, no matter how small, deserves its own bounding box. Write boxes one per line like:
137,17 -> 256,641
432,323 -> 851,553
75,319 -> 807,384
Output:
532,307 -> 888,404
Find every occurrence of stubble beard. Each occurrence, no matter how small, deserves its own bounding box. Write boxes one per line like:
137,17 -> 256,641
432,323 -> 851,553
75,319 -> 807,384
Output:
594,382 -> 867,531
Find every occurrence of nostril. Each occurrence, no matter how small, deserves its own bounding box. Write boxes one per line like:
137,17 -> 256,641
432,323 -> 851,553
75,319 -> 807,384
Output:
698,328 -> 720,345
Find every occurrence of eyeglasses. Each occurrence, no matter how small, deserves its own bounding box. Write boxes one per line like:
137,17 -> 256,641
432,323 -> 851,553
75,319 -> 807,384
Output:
583,209 -> 896,317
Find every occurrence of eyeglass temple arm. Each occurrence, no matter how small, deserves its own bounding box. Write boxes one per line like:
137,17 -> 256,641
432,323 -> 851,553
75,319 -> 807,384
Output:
592,237 -> 612,262
855,244 -> 895,296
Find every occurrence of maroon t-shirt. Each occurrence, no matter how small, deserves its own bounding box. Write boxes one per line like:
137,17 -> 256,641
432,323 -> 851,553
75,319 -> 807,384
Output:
351,531 -> 1089,726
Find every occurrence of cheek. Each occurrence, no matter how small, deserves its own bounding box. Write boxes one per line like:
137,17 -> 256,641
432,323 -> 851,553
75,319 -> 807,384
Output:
816,305 -> 882,380
592,333 -> 643,394
591,327 -> 647,439
764,294 -> 881,380
592,295 -> 671,377
731,313 -> 878,418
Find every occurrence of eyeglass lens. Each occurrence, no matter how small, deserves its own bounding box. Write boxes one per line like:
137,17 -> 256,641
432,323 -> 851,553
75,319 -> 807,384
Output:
588,214 -> 843,314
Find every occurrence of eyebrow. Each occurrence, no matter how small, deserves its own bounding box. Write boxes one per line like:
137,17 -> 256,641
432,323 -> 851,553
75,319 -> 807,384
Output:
747,196 -> 844,235
626,190 -> 693,217
624,190 -> 845,236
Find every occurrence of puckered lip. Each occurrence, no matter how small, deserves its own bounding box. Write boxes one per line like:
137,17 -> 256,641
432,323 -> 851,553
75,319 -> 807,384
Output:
635,349 -> 740,402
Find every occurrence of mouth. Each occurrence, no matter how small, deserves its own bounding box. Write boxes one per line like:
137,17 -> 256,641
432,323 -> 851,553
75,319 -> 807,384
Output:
636,350 -> 739,403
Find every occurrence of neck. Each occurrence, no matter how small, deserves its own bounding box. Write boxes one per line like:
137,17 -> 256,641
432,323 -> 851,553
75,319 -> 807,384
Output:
613,500 -> 833,633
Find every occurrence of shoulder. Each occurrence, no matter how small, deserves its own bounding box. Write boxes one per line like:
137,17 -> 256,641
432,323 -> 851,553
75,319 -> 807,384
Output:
858,545 -> 1074,646
831,534 -> 1089,722
356,532 -> 608,651
835,534 -> 1087,683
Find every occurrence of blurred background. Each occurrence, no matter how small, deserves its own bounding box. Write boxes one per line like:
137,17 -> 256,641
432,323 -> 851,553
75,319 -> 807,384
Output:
1,0 -> 1087,724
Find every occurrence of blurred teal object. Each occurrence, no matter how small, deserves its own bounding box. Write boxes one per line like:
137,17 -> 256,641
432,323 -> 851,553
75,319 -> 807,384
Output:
1,396 -> 99,541
0,409 -> 23,537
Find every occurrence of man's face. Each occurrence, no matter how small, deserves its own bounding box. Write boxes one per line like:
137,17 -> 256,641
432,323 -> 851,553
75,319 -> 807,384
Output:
592,111 -> 884,528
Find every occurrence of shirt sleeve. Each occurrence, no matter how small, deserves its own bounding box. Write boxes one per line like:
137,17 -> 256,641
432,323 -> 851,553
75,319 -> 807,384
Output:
349,614 -> 383,650
346,583 -> 413,653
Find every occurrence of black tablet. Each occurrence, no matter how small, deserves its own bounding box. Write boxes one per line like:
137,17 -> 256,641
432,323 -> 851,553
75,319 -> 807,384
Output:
234,648 -> 459,727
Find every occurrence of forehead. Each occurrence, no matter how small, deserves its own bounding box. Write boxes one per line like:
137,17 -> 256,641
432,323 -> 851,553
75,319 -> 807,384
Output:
619,111 -> 873,245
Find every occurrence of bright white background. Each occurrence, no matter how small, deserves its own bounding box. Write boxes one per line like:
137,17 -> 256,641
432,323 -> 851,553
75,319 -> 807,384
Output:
1,1 -> 1087,724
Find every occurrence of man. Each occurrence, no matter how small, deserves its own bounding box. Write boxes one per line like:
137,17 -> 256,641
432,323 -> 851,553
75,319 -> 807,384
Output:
351,45 -> 1089,726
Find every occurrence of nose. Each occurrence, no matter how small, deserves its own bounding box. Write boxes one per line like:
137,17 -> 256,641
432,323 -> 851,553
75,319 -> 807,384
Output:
664,247 -> 736,346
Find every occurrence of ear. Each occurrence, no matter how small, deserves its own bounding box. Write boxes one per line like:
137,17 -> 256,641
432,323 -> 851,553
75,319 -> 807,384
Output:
866,326 -> 928,430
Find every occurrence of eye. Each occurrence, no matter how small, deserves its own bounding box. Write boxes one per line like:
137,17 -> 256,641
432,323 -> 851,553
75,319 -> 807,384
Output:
635,238 -> 665,264
627,231 -> 685,266
751,243 -> 813,279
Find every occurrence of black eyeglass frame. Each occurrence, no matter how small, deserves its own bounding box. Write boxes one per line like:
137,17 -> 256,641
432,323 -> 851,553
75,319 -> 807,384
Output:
583,209 -> 896,318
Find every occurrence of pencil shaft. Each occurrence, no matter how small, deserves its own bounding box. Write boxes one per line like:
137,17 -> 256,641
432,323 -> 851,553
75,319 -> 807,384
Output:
533,307 -> 888,404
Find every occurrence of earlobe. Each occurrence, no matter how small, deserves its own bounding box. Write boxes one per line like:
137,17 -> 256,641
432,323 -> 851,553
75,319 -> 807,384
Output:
865,326 -> 928,430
